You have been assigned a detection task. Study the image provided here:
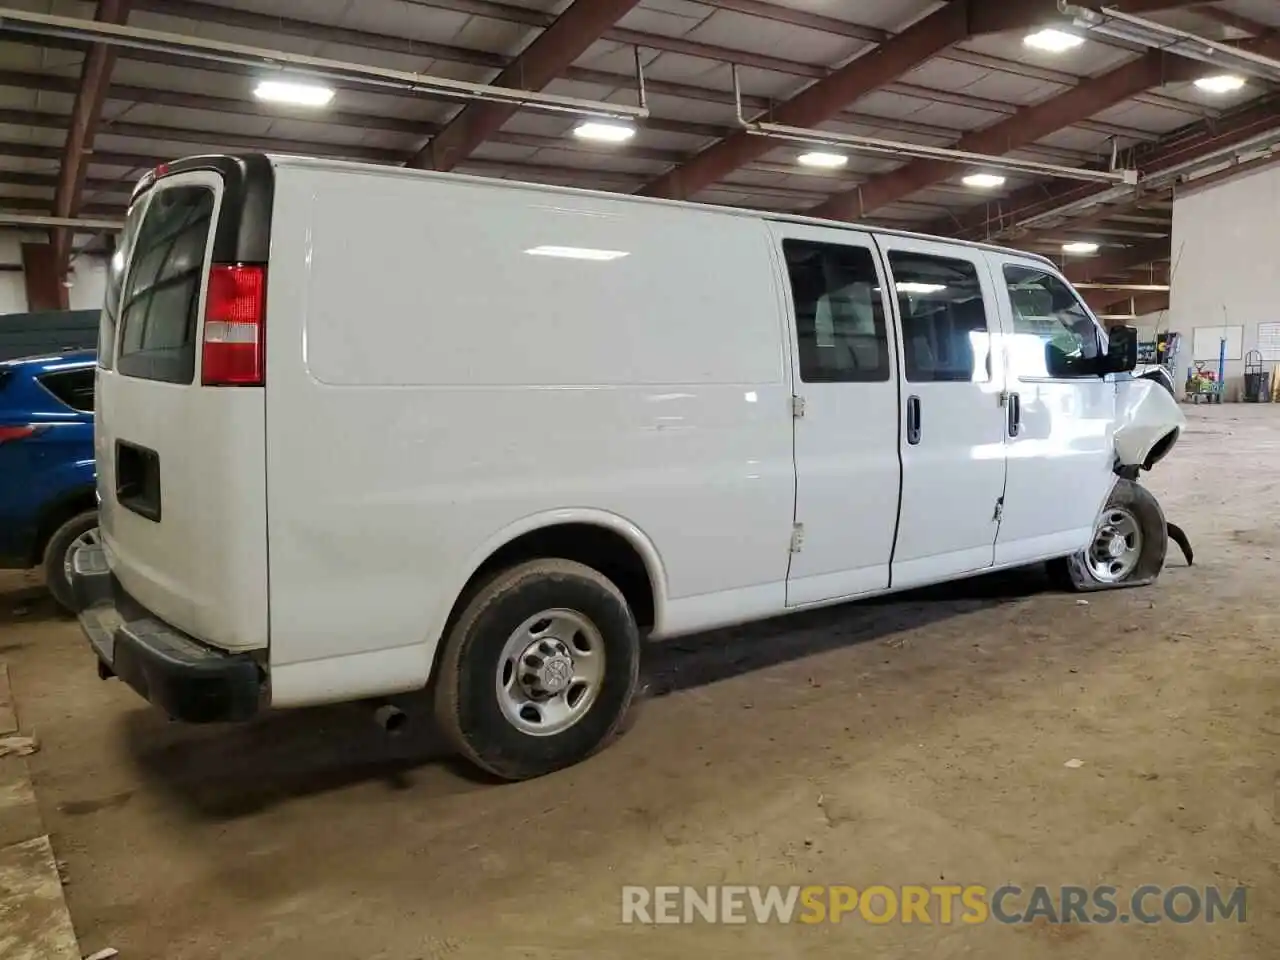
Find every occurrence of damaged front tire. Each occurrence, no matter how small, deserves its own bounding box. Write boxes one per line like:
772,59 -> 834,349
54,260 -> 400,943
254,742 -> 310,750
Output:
1047,478 -> 1168,592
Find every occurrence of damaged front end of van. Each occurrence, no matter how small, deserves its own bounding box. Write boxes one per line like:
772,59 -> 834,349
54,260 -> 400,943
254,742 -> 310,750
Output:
1049,368 -> 1192,592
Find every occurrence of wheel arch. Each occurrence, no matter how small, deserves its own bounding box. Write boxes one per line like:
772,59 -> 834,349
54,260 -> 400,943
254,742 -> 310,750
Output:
436,510 -> 669,646
1142,427 -> 1179,471
1114,376 -> 1186,471
29,485 -> 97,567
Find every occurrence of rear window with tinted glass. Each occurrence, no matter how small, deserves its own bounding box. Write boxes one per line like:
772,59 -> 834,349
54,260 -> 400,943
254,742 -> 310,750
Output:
116,185 -> 215,384
100,194 -> 149,372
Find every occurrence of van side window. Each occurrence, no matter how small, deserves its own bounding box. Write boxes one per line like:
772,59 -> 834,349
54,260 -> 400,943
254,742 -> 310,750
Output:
116,186 -> 215,385
782,239 -> 890,383
1003,265 -> 1102,379
889,252 -> 991,383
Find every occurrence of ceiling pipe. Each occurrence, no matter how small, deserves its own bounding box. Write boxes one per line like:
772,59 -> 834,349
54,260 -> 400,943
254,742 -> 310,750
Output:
1062,3 -> 1280,82
0,7 -> 649,122
0,213 -> 124,230
730,65 -> 1139,186
987,126 -> 1280,237
1074,282 -> 1170,291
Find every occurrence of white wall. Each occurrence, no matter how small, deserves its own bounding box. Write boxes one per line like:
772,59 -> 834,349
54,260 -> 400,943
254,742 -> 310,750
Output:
1170,161 -> 1280,400
1131,310 -> 1171,338
0,234 -> 27,316
0,231 -> 108,316
68,256 -> 107,311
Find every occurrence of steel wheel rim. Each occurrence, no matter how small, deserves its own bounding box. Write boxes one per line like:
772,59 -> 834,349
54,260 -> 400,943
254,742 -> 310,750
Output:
495,608 -> 606,737
63,526 -> 101,581
1085,507 -> 1143,583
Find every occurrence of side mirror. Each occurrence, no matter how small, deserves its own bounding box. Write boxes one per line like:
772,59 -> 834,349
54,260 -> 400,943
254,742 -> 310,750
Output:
1044,325 -> 1139,377
1102,325 -> 1138,374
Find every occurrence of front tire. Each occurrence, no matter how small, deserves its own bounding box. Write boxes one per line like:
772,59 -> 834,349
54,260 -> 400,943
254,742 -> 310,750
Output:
1048,479 -> 1168,592
433,558 -> 641,781
42,509 -> 99,613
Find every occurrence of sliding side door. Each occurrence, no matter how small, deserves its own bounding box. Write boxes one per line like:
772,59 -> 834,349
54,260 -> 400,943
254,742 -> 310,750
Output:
770,222 -> 901,607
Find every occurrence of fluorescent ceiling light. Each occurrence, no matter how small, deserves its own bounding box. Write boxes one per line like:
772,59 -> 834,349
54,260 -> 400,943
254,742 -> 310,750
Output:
525,245 -> 630,261
797,151 -> 848,169
896,282 -> 947,294
1195,74 -> 1246,94
1024,28 -> 1085,53
962,172 -> 1006,189
254,79 -> 334,107
572,121 -> 636,143
1062,241 -> 1099,255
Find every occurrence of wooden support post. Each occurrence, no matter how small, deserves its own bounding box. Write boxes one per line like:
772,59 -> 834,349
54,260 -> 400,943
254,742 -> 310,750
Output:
19,243 -> 68,311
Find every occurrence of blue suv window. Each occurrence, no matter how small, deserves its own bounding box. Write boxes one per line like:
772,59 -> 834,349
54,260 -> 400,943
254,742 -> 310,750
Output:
40,369 -> 95,413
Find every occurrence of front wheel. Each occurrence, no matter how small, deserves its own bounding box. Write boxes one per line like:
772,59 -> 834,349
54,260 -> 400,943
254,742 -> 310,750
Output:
1047,479 -> 1168,592
42,509 -> 99,613
433,558 -> 641,781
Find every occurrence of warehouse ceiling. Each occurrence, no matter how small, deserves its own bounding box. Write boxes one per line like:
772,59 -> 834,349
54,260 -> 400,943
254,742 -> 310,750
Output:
2,0 -> 1279,316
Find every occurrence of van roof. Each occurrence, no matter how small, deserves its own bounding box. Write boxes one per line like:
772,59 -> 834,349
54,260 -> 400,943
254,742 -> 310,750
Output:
140,152 -> 1055,270
264,153 -> 1056,269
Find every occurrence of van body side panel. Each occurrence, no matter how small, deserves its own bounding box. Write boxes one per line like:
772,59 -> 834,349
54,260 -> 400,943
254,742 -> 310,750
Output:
263,163 -> 795,703
96,169 -> 270,651
1113,377 -> 1184,468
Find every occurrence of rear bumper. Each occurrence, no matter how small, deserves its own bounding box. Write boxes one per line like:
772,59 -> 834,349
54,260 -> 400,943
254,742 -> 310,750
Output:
71,545 -> 263,723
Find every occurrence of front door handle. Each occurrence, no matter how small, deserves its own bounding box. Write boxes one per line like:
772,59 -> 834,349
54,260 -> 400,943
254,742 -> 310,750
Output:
1007,391 -> 1021,438
906,395 -> 921,445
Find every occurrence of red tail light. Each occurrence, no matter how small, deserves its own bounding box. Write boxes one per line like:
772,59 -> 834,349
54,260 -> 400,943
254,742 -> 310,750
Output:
202,264 -> 266,386
0,425 -> 35,444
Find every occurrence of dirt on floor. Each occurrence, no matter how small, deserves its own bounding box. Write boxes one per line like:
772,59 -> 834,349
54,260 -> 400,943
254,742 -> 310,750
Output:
2,404 -> 1280,960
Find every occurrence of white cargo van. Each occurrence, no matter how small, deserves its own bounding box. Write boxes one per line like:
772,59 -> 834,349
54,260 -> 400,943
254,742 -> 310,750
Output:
73,153 -> 1184,780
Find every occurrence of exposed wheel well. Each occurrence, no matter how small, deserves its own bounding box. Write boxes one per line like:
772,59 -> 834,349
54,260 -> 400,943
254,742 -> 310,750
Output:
458,523 -> 656,631
1143,428 -> 1179,471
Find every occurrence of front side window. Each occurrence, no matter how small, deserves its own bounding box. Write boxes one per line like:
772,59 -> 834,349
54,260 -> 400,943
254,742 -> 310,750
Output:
116,185 -> 215,384
782,239 -> 890,383
890,252 -> 991,383
1003,264 -> 1102,379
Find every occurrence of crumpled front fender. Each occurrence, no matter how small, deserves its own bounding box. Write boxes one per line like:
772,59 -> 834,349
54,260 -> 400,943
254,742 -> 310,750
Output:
1114,376 -> 1186,470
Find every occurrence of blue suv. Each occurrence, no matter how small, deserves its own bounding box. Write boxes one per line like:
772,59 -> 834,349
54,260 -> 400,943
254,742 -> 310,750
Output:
0,350 -> 98,611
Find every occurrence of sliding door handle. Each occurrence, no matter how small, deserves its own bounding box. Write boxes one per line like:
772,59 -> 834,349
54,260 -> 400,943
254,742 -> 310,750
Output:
906,395 -> 922,445
1007,391 -> 1022,438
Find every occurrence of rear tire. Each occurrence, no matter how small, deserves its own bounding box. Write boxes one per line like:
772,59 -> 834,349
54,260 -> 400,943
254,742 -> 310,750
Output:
42,509 -> 99,613
1047,479 -> 1167,592
433,558 -> 641,781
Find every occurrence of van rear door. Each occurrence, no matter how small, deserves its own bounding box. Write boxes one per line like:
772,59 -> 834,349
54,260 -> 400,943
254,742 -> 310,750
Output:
96,158 -> 271,652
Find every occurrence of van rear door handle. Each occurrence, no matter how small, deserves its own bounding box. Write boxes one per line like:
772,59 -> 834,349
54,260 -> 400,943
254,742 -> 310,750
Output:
906,395 -> 921,445
1007,392 -> 1021,438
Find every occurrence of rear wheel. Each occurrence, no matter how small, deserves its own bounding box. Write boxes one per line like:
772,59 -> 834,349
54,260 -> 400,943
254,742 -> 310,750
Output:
42,509 -> 99,613
433,558 -> 641,781
1048,479 -> 1167,592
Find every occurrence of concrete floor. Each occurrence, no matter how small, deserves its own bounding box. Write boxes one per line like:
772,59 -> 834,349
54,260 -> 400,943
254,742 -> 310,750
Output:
2,404 -> 1279,959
